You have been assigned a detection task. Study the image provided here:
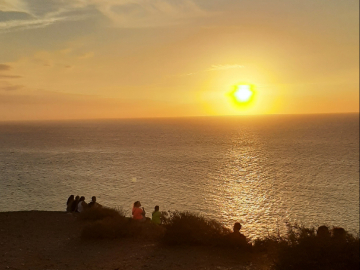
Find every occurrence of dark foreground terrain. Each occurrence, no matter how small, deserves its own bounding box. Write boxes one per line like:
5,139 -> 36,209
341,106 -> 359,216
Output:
1,210 -> 358,270
0,211 -> 268,270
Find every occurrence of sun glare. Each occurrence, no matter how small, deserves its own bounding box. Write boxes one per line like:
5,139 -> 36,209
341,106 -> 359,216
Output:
234,85 -> 253,102
226,84 -> 256,111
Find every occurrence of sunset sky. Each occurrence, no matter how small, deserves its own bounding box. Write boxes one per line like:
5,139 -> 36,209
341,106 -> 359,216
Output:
0,0 -> 358,121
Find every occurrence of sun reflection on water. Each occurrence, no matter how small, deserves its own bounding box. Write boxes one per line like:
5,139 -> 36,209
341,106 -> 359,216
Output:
207,133 -> 292,240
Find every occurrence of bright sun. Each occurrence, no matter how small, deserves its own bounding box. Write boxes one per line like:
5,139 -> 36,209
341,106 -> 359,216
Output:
234,85 -> 253,102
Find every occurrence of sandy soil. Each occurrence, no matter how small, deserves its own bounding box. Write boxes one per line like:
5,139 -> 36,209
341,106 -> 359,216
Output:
0,212 -> 270,270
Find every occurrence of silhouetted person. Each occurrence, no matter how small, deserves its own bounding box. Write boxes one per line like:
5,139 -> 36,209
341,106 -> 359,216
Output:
317,225 -> 331,239
132,201 -> 146,221
76,196 -> 87,213
66,195 -> 74,212
152,205 -> 161,224
332,227 -> 346,243
227,222 -> 250,250
88,196 -> 101,208
232,223 -> 247,241
71,195 -> 80,212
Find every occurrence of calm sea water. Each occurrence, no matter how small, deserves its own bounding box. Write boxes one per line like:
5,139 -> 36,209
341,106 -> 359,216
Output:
0,114 -> 358,239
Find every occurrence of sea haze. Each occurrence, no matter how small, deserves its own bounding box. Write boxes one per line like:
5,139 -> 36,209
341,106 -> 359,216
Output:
0,114 -> 358,239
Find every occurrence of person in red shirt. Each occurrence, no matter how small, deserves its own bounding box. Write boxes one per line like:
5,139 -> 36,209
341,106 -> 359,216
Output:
132,201 -> 146,221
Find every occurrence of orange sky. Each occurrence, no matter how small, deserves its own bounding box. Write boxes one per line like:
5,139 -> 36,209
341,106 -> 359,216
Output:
0,0 -> 358,121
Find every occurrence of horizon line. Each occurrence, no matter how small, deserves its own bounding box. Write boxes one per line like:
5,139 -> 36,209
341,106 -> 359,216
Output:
0,111 -> 358,124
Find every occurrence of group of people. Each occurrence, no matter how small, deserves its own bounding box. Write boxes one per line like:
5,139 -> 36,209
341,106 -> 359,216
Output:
131,201 -> 249,245
317,225 -> 347,242
66,197 -> 346,247
66,195 -> 101,213
65,197 -> 161,225
132,201 -> 161,225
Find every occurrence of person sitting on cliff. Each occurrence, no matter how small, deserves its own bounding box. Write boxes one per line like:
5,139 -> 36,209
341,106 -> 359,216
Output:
317,225 -> 331,239
71,195 -> 80,212
332,227 -> 346,244
152,205 -> 161,225
227,222 -> 250,249
132,201 -> 146,222
88,196 -> 102,208
76,196 -> 87,213
66,195 -> 74,212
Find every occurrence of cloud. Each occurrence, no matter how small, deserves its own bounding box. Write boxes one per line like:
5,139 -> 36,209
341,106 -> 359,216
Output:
0,74 -> 22,78
0,84 -> 23,91
0,10 -> 33,21
0,64 -> 11,70
87,0 -> 207,28
0,0 -> 208,33
78,52 -> 94,59
179,64 -> 245,77
207,64 -> 245,71
0,80 -> 23,91
0,14 -> 90,33
0,0 -> 94,33
0,0 -> 29,13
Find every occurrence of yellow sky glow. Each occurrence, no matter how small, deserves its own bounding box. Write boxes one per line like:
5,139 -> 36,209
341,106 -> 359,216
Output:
0,0 -> 358,121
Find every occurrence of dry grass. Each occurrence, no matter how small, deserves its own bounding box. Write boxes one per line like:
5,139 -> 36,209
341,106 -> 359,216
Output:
161,211 -> 231,245
253,223 -> 360,270
80,206 -> 125,221
80,207 -> 164,240
79,209 -> 359,269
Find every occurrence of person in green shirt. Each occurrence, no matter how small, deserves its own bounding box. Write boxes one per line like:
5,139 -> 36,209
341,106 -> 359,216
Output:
152,205 -> 161,225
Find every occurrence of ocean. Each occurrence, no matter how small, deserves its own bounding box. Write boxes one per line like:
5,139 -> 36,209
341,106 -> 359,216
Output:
0,114 -> 358,239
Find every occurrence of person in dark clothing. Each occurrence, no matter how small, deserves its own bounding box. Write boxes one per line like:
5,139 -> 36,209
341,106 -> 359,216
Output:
88,196 -> 101,208
332,227 -> 346,243
66,195 -> 74,212
232,223 -> 247,243
226,222 -> 251,250
71,195 -> 80,212
317,225 -> 331,239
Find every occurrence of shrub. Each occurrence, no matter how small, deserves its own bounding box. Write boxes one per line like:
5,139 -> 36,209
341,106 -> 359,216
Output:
253,235 -> 284,254
161,211 -> 231,245
79,206 -> 125,221
81,216 -> 131,239
272,224 -> 360,270
80,207 -> 165,240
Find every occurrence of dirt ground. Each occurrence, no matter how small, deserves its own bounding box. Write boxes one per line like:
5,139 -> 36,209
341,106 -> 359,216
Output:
0,212 -> 270,270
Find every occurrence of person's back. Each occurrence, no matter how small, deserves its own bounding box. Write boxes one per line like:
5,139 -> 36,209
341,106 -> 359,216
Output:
317,225 -> 331,243
152,205 -> 161,225
88,196 -> 101,208
66,195 -> 74,212
71,196 -> 80,212
132,201 -> 145,221
332,227 -> 346,244
77,196 -> 87,213
227,222 -> 250,249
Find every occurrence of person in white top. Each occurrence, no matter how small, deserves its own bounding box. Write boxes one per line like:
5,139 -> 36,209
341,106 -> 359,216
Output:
77,196 -> 87,212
